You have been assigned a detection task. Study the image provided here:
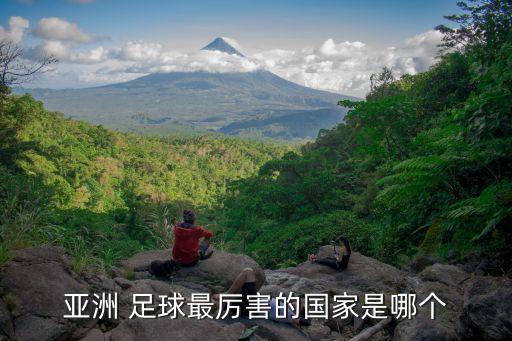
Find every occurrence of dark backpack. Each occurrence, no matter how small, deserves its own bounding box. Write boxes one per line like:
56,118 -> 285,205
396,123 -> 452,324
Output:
149,259 -> 180,278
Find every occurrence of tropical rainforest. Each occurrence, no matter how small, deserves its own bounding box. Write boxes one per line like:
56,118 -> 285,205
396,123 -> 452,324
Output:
1,1 -> 511,273
0,97 -> 288,271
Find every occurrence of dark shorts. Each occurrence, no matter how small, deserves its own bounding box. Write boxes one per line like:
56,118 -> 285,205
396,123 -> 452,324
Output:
315,254 -> 350,271
240,282 -> 257,316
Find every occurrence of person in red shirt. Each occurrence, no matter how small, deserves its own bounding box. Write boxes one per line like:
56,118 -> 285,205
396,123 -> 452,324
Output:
172,210 -> 214,266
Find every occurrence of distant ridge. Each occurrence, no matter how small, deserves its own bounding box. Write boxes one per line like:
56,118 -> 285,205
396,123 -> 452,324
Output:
17,38 -> 359,140
201,37 -> 244,57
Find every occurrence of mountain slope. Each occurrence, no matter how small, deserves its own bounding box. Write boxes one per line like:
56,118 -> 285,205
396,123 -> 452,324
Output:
18,38 -> 358,139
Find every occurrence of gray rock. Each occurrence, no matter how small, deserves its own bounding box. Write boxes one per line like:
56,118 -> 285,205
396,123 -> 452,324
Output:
393,273 -> 463,340
79,328 -> 107,341
227,317 -> 311,341
14,314 -> 72,341
458,276 -> 512,340
118,279 -> 172,320
110,317 -> 246,341
0,261 -> 90,318
11,245 -> 68,264
306,321 -> 332,341
419,264 -> 470,287
0,300 -> 13,339
83,273 -> 120,292
121,248 -> 266,291
0,246 -> 95,341
405,255 -> 442,273
114,277 -> 133,290
285,249 -> 407,293
393,314 -> 457,341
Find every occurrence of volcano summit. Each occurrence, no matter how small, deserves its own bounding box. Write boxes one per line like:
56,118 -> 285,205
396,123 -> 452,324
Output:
18,38 -> 356,139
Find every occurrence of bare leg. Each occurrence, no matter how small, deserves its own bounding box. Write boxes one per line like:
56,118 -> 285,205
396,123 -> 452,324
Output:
212,267 -> 256,303
226,268 -> 256,294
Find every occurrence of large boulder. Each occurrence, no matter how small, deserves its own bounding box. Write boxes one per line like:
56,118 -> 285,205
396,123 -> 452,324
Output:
393,315 -> 458,341
419,264 -> 470,288
458,276 -> 512,340
284,247 -> 407,293
262,269 -> 333,296
117,278 -> 173,320
0,299 -> 14,339
121,248 -> 266,292
405,254 -> 442,273
393,264 -> 468,341
223,317 -> 311,341
262,247 -> 409,340
110,317 -> 247,341
0,245 -> 97,341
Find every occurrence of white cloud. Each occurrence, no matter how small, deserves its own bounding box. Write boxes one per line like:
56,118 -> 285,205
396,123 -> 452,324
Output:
252,30 -> 443,96
25,29 -> 443,96
28,41 -> 109,64
113,41 -> 164,62
0,16 -> 30,43
108,41 -> 259,74
33,17 -> 104,43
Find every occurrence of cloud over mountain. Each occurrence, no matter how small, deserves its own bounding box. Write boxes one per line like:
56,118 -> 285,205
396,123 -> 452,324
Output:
8,13 -> 444,96
253,30 -> 443,95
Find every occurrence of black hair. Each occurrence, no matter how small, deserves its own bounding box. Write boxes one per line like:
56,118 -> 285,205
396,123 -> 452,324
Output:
183,210 -> 196,224
338,235 -> 352,254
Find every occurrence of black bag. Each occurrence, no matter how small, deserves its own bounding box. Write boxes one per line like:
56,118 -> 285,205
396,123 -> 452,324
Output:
149,259 -> 180,278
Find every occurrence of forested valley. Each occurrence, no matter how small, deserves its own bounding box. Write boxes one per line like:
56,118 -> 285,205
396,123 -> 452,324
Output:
0,95 -> 288,272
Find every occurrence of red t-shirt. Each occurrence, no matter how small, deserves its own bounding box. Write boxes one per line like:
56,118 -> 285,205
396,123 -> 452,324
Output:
172,224 -> 213,265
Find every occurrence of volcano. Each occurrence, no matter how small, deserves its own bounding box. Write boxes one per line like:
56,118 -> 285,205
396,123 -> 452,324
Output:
201,37 -> 245,57
18,38 -> 357,139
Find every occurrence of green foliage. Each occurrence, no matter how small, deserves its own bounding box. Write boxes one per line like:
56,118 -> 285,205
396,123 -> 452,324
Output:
224,211 -> 372,268
222,1 -> 512,267
0,94 -> 287,269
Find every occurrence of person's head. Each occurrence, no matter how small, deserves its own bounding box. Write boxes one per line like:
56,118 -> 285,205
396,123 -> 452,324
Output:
338,235 -> 351,254
183,210 -> 195,224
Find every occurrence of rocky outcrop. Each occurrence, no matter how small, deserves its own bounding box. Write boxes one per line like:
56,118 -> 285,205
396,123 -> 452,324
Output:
0,244 -> 510,341
458,276 -> 512,340
0,246 -> 97,341
392,264 -> 470,341
110,318 -> 247,341
120,248 -> 266,292
262,247 -> 408,340
283,247 -> 407,293
0,245 -> 271,341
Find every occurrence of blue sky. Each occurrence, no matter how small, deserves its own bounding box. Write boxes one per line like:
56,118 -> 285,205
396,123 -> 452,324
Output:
3,0 -> 459,50
1,0 -> 462,96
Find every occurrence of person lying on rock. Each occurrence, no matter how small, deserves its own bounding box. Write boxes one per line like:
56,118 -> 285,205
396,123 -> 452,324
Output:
172,210 -> 214,266
308,235 -> 351,271
212,268 -> 310,328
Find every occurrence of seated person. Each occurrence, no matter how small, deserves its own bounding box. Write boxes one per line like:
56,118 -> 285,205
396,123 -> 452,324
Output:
212,268 -> 310,328
172,210 -> 214,266
308,235 -> 351,271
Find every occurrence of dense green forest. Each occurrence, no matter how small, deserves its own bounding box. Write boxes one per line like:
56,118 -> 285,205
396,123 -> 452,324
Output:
1,1 -> 511,272
0,95 -> 288,271
221,0 -> 512,268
